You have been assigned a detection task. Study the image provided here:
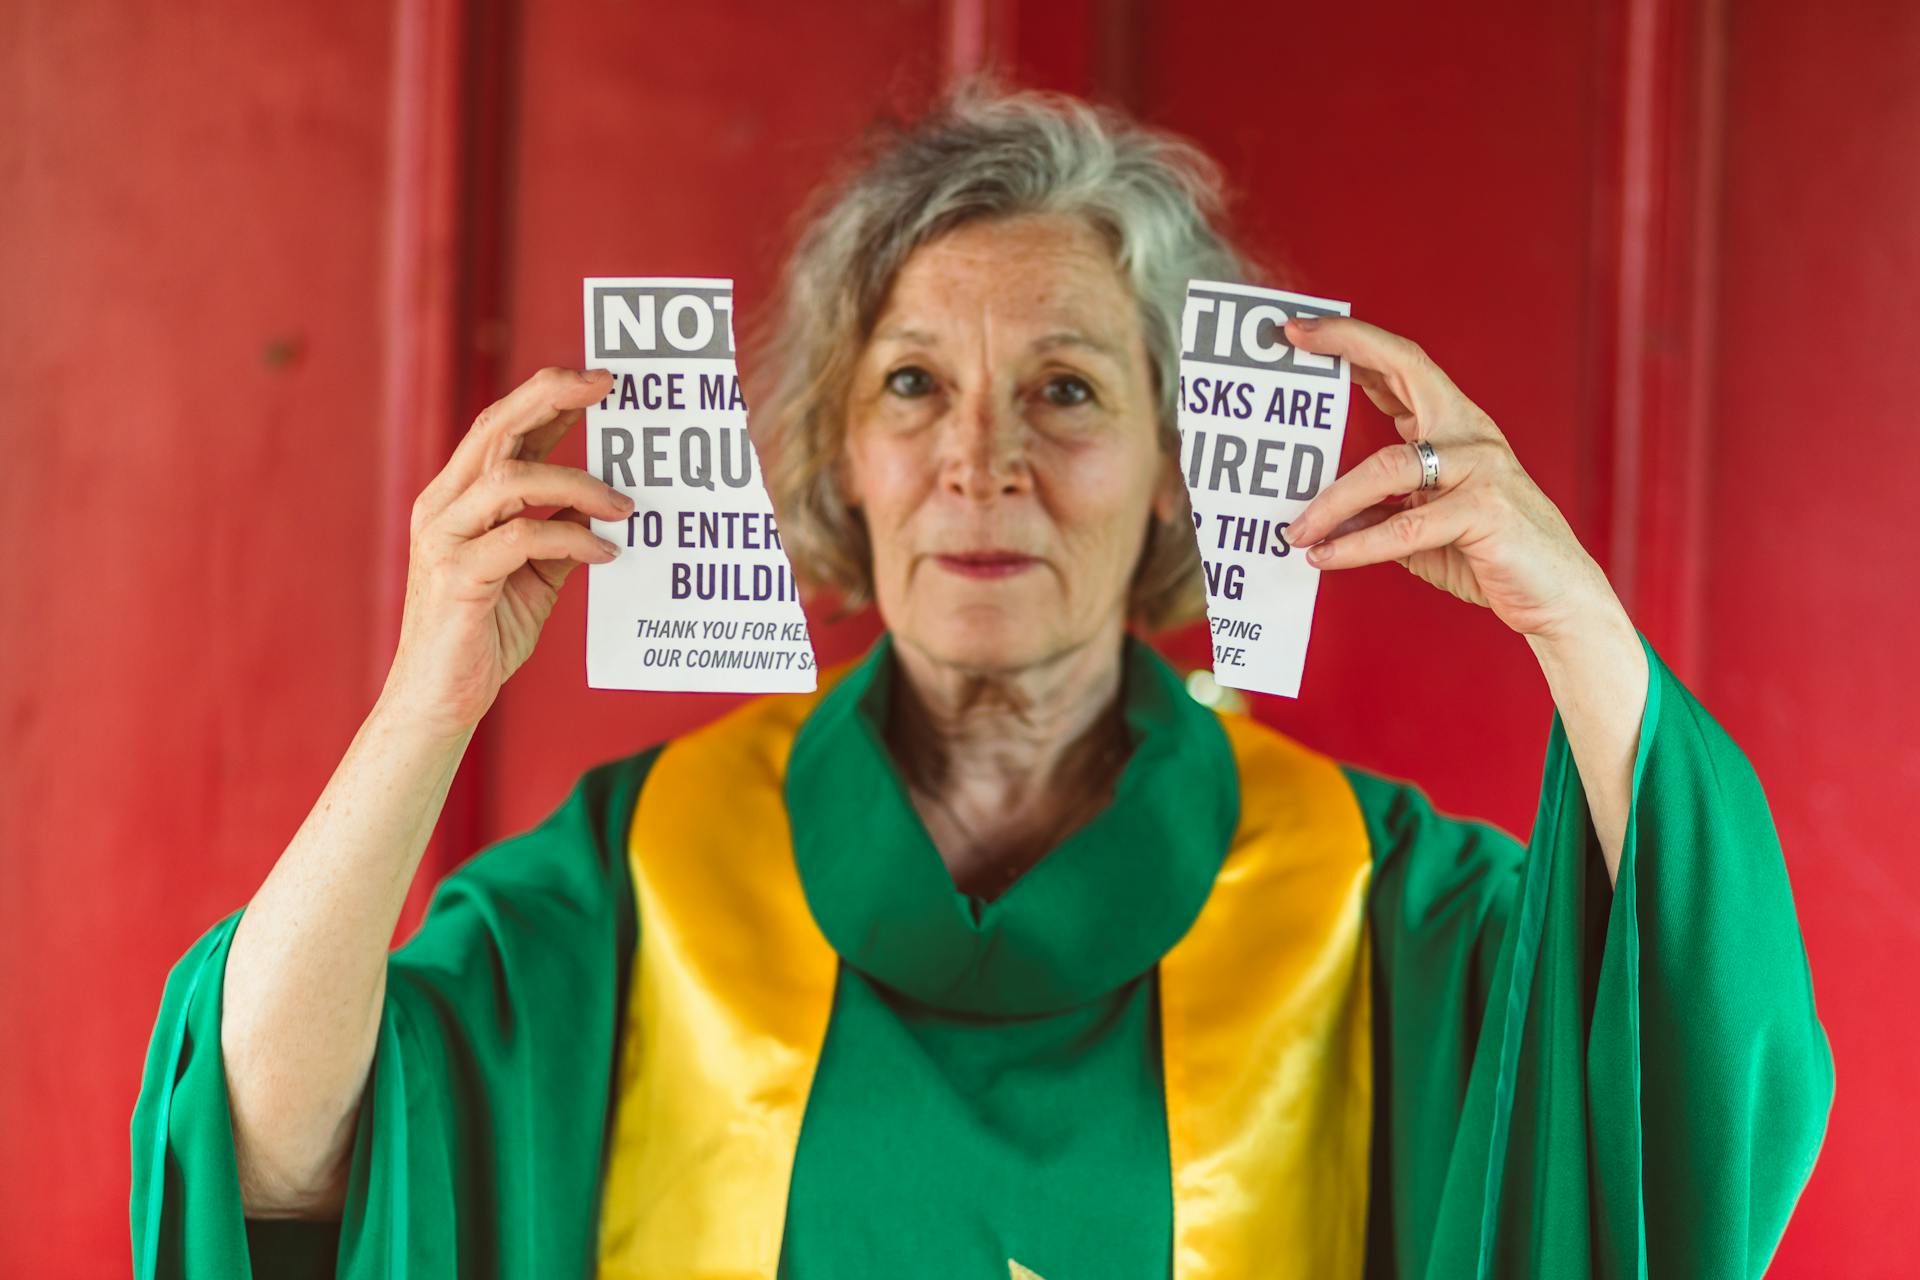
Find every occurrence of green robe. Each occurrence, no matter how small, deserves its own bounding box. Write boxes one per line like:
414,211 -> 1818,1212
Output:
130,628 -> 1833,1277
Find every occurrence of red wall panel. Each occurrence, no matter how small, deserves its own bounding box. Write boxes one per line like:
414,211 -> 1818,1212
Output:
0,1 -> 395,1270
1703,3 -> 1920,1271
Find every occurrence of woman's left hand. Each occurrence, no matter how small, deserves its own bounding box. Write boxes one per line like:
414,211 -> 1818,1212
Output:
1277,314 -> 1616,643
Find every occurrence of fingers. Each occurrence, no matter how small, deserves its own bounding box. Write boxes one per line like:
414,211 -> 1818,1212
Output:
416,367 -> 615,529
1286,442 -> 1425,548
451,515 -> 619,588
1303,492 -> 1476,571
1321,500 -> 1400,542
512,404 -> 592,471
473,366 -> 614,468
434,458 -> 634,539
1283,316 -> 1458,427
524,506 -> 609,591
1351,367 -> 1414,420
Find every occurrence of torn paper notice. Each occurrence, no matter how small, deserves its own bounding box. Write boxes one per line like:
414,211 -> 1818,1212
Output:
582,277 -> 817,692
1177,281 -> 1352,699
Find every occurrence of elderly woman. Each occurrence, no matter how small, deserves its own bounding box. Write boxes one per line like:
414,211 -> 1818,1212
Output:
133,90 -> 1830,1279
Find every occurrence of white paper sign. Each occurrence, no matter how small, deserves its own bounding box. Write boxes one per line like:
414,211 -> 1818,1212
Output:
582,276 -> 817,692
1177,281 -> 1352,698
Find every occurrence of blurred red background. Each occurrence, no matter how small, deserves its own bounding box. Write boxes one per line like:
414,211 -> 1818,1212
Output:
3,0 -> 1913,1272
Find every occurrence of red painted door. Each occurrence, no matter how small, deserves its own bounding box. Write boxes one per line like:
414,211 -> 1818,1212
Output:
2,2 -> 399,1271
1700,5 -> 1919,1271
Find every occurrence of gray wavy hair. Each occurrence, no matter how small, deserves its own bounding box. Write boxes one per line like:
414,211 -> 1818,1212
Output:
749,85 -> 1258,632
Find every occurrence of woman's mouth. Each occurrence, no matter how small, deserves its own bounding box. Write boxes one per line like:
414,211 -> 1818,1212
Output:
933,550 -> 1039,579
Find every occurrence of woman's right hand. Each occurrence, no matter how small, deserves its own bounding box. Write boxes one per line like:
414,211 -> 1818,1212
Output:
377,366 -> 633,740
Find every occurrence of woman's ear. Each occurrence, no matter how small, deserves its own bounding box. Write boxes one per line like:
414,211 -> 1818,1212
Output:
1151,452 -> 1183,524
833,447 -> 861,509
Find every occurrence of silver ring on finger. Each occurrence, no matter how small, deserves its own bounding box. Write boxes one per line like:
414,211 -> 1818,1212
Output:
1409,438 -> 1441,491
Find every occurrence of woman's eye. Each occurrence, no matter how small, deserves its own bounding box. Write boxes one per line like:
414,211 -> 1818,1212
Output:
1041,374 -> 1095,407
885,366 -> 935,398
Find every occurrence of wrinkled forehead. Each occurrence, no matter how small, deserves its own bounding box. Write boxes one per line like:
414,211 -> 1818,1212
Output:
868,214 -> 1142,356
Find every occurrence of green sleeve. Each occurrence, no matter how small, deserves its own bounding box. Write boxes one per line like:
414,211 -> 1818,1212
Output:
1352,630 -> 1833,1279
1343,744 -> 1528,1278
129,747 -> 659,1279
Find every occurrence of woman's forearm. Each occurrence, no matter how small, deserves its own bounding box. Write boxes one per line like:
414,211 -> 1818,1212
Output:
1524,598 -> 1649,887
219,693 -> 476,1218
209,363 -> 619,1218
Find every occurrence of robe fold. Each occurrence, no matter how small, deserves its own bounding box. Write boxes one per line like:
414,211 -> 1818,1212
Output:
130,627 -> 1832,1278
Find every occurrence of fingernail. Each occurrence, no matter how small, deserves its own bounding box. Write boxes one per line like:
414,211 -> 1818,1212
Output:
1289,315 -> 1321,331
596,537 -> 621,557
1308,541 -> 1332,563
614,491 -> 635,513
585,367 -> 613,380
1283,523 -> 1301,545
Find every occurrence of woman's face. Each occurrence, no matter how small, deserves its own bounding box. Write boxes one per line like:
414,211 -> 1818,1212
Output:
840,213 -> 1178,675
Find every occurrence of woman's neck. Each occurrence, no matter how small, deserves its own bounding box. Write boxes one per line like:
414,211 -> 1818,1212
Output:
884,626 -> 1134,899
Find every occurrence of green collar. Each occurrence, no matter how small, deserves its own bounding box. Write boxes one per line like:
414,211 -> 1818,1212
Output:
784,632 -> 1240,1017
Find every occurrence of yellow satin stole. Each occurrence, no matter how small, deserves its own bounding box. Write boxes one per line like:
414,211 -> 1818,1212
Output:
596,670 -> 1374,1278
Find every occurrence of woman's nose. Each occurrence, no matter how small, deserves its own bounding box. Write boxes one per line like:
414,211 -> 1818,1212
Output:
940,387 -> 1030,500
